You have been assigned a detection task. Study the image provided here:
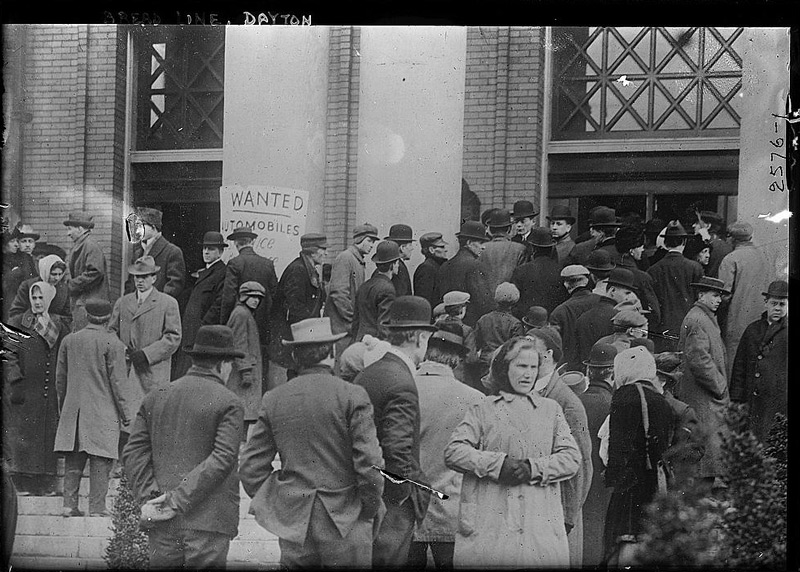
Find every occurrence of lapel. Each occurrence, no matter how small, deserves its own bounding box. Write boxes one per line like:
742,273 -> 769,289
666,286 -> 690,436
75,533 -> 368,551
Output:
131,289 -> 160,321
195,260 -> 222,286
760,315 -> 785,349
147,235 -> 166,260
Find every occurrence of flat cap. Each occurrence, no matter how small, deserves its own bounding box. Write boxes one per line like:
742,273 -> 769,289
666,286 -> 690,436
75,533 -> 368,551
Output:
727,221 -> 753,242
353,223 -> 379,241
612,309 -> 648,327
561,264 -> 591,278
300,233 -> 328,249
239,281 -> 266,297
442,291 -> 470,307
420,232 -> 446,248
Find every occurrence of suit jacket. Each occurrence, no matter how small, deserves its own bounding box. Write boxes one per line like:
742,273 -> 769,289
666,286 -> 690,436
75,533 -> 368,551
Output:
549,288 -> 603,372
125,234 -> 187,300
413,257 -> 443,309
219,246 -> 278,347
182,260 -> 227,351
354,352 -> 431,523
278,253 -> 325,325
648,251 -> 703,340
324,245 -> 366,335
392,259 -> 412,297
510,254 -> 568,318
617,254 -> 662,326
109,289 -> 182,417
511,233 -> 535,264
66,232 -> 109,306
123,366 -> 244,537
438,248 -> 481,325
226,304 -> 263,420
240,365 -> 384,544
352,273 -> 396,342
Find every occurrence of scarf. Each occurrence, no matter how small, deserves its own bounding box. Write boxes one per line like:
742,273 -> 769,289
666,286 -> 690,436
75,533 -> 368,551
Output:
29,281 -> 59,349
38,254 -> 65,283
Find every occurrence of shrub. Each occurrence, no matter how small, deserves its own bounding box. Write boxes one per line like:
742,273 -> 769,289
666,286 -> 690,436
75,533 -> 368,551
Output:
104,471 -> 149,570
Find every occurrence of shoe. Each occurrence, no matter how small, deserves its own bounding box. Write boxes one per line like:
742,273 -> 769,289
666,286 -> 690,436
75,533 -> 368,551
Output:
62,507 -> 85,517
89,510 -> 111,518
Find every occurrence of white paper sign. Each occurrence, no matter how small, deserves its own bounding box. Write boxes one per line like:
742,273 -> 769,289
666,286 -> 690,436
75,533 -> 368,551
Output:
219,185 -> 309,277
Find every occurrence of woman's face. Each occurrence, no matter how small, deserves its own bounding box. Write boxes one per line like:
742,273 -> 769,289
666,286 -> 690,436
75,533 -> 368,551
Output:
507,348 -> 539,395
4,238 -> 19,253
49,267 -> 65,285
696,247 -> 711,266
31,288 -> 45,314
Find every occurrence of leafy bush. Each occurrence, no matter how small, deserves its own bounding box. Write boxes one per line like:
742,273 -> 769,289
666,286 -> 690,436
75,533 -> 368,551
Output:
104,471 -> 149,570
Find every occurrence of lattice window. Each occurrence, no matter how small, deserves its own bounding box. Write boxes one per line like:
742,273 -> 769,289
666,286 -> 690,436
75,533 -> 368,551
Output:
552,27 -> 744,140
134,27 -> 225,150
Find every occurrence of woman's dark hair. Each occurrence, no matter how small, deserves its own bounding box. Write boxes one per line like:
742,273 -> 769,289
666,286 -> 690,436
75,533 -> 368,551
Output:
50,260 -> 67,272
292,343 -> 333,369
489,336 -> 539,395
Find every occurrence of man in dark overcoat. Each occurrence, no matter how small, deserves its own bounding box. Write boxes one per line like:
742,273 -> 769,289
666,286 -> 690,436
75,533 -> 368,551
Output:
549,265 -> 602,372
352,241 -> 401,342
691,211 -> 732,278
175,231 -> 227,378
547,205 -> 577,266
510,199 -> 539,262
565,207 -> 621,266
730,280 -> 788,442
219,225 -> 278,391
123,325 -> 245,569
382,224 -> 414,296
414,232 -> 448,309
614,225 -> 661,325
63,211 -> 109,332
240,317 -> 384,568
354,296 -> 435,568
124,207 -> 186,301
510,227 -> 567,318
438,221 -> 488,326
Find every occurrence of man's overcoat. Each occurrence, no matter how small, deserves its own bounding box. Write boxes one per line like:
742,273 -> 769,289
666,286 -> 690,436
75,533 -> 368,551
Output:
413,257 -> 443,309
125,235 -> 187,300
66,232 -> 109,330
648,251 -> 704,344
180,260 -> 226,368
226,303 -> 263,420
325,245 -> 367,335
352,274 -> 396,342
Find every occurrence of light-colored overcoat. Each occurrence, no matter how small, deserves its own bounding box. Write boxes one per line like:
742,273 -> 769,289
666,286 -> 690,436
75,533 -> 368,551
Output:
324,245 -> 367,335
225,303 -> 263,420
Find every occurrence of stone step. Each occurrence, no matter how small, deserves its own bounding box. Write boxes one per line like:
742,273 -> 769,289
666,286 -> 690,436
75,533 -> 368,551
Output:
13,534 -> 107,560
15,514 -> 114,537
10,555 -> 106,570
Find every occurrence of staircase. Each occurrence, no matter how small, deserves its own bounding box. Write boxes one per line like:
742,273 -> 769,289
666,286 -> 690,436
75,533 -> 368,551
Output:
10,460 -> 282,570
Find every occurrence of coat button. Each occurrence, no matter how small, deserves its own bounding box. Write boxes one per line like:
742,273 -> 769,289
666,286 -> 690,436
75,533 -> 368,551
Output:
757,355 -> 763,360
754,372 -> 761,378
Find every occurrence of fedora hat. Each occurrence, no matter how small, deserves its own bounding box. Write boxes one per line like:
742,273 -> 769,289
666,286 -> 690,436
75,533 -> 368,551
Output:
512,200 -> 538,220
63,211 -> 95,229
226,226 -> 258,241
763,280 -> 788,299
584,342 -> 618,367
239,281 -> 266,298
300,233 -> 328,249
487,209 -> 513,228
384,296 -> 436,330
606,268 -> 637,292
282,317 -> 347,346
456,220 -> 489,242
522,306 -> 548,329
528,227 -> 555,248
137,207 -> 163,230
585,249 -> 616,272
128,255 -> 160,276
16,225 -> 40,240
690,276 -> 731,295
546,205 -> 576,224
353,223 -> 380,241
663,220 -> 689,238
201,231 -> 227,248
384,224 -> 414,244
185,325 -> 246,359
372,241 -> 403,264
588,206 -> 620,227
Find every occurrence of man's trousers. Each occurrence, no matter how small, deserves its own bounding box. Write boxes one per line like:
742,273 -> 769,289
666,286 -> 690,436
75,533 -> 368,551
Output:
373,498 -> 416,569
148,522 -> 231,570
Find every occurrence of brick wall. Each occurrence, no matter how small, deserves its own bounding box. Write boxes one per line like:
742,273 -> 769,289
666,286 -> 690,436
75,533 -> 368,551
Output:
462,26 -> 546,216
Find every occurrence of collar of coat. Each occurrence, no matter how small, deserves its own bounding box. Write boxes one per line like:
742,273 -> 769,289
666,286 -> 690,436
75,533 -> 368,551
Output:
692,300 -> 720,325
489,236 -> 511,242
295,364 -> 335,376
416,360 -> 454,378
300,252 -> 321,289
458,246 -> 479,260
71,230 -> 91,248
384,346 -> 418,376
494,389 -> 545,406
760,311 -> 787,342
186,364 -> 228,384
348,245 -> 366,265
586,379 -> 614,394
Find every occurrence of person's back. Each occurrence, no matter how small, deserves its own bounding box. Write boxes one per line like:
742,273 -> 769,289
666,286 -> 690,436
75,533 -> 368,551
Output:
511,253 -> 566,318
474,308 -> 524,363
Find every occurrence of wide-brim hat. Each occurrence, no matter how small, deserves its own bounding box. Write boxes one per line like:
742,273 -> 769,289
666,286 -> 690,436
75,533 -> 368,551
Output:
606,268 -> 637,292
584,342 -> 619,367
456,221 -> 489,242
763,280 -> 788,298
226,226 -> 258,241
16,225 -> 40,240
63,211 -> 95,229
512,200 -> 538,220
528,227 -> 555,248
128,255 -> 160,276
185,325 -> 246,358
373,240 -> 403,264
588,206 -> 621,227
201,231 -> 227,248
282,317 -> 347,346
488,209 -> 513,228
546,205 -> 576,224
690,276 -> 731,294
384,224 -> 414,244
384,296 -> 436,330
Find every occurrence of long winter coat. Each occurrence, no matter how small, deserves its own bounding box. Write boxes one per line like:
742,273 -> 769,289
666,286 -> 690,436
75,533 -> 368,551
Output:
565,236 -> 600,266
325,245 -> 367,335
678,301 -> 729,478
511,254 -> 568,318
10,277 -> 71,325
65,232 -> 109,330
125,234 -> 187,300
54,324 -> 136,460
705,237 -> 733,278
730,313 -> 787,442
414,257 -> 443,309
549,287 -> 603,372
352,273 -> 396,342
574,296 -> 618,368
554,235 -> 576,267
617,254 -> 661,326
391,259 -> 412,297
469,238 -> 526,321
648,251 -> 704,349
226,303 -> 263,420
445,391 -> 580,568
2,253 -> 37,321
438,247 -> 480,309
109,289 -> 182,418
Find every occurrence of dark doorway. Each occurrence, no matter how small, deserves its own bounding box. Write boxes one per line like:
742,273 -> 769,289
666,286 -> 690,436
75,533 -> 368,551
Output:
576,195 -> 647,235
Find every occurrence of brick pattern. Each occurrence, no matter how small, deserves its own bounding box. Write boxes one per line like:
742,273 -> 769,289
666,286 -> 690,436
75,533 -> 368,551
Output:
462,27 -> 546,216
323,26 -> 361,256
20,25 -> 127,301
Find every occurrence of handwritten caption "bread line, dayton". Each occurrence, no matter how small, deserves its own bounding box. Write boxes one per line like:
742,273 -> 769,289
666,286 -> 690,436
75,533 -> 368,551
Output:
103,11 -> 311,25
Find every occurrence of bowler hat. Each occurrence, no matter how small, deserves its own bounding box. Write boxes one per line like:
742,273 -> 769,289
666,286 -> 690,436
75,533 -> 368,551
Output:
456,220 -> 489,242
584,342 -> 618,367
512,200 -> 538,221
300,233 -> 328,249
763,280 -> 788,299
226,226 -> 258,241
282,317 -> 347,346
528,227 -> 555,248
16,225 -> 40,240
353,223 -> 380,241
663,220 -> 689,239
85,298 -> 113,320
384,296 -> 436,330
615,225 -> 645,253
727,221 -> 753,242
137,207 -> 163,230
128,255 -> 160,276
420,232 -> 446,249
588,207 -> 620,227
585,249 -> 616,272
612,309 -> 648,328
606,268 -> 637,292
522,306 -> 549,329
372,241 -> 403,264
546,205 -> 576,224
487,209 -> 513,228
690,276 -> 731,295
185,325 -> 246,359
442,291 -> 470,308
561,264 -> 590,278
63,211 -> 95,229
384,224 -> 413,244
201,231 -> 227,248
239,281 -> 266,298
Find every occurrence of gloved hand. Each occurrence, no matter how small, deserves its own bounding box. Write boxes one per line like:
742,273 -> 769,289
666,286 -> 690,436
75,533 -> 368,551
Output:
128,350 -> 150,374
498,456 -> 523,485
240,369 -> 254,389
10,384 -> 25,405
512,459 -> 532,483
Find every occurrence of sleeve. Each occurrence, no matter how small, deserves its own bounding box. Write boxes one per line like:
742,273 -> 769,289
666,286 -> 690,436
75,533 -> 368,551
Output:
413,266 -> 435,306
717,256 -> 735,294
168,400 -> 244,514
202,270 -> 225,326
375,287 -> 396,341
141,298 -> 182,366
283,266 -> 313,322
122,399 -> 161,505
55,338 -> 68,409
647,267 -> 665,322
444,402 -> 506,480
8,279 -> 31,322
107,340 -> 133,426
328,254 -> 356,323
527,407 -> 581,487
226,308 -> 253,373
562,395 -> 593,503
163,246 -> 187,300
641,275 -> 662,327
598,415 -> 610,467
729,325 -> 752,403
219,262 -> 241,326
239,400 -> 278,498
380,384 -> 420,480
68,243 -> 106,296
683,320 -> 727,399
108,299 -> 122,339
349,387 -> 385,505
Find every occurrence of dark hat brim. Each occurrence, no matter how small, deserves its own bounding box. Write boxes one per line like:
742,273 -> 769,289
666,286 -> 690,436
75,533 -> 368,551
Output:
63,220 -> 94,229
606,280 -> 638,292
690,282 -> 731,294
373,253 -> 403,264
583,359 -> 615,367
185,346 -> 246,359
590,221 -> 623,227
226,231 -> 258,240
202,242 -> 228,248
513,211 -> 539,221
282,332 -> 347,346
18,233 -> 41,240
585,264 -> 616,272
522,318 -> 547,328
384,322 -> 437,331
546,215 -> 576,224
383,236 -> 413,243
529,240 -> 556,248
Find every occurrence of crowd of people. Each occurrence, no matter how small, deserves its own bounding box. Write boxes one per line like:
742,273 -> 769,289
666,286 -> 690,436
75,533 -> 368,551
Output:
1,199 -> 787,569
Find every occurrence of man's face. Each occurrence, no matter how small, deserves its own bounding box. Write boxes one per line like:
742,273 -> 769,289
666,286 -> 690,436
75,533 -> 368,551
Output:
429,243 -> 447,262
202,246 -> 222,265
399,242 -> 414,260
310,247 -> 327,266
698,290 -> 723,312
66,225 -> 86,242
356,236 -> 377,255
589,226 -> 604,240
31,289 -> 46,314
49,267 -> 65,285
245,295 -> 261,310
550,220 -> 572,240
630,244 -> 645,261
765,297 -> 788,323
607,285 -> 634,304
133,273 -> 157,293
515,217 -> 534,236
696,247 -> 711,267
19,237 -> 36,254
466,240 -> 486,257
142,223 -> 158,241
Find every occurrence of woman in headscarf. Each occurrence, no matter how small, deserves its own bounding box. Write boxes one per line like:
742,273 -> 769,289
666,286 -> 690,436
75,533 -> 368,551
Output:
3,281 -> 67,496
9,254 -> 71,326
600,346 -> 674,566
445,336 -> 581,568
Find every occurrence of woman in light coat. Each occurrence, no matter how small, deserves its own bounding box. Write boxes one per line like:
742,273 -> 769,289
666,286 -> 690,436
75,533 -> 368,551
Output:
445,336 -> 581,568
226,281 -> 264,433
